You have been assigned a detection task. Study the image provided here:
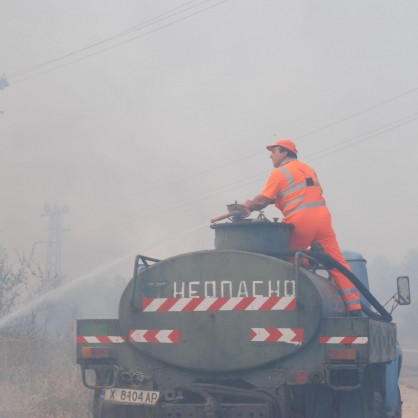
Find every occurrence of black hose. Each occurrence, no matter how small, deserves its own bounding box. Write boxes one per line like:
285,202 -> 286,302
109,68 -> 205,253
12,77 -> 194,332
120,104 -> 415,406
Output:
269,249 -> 392,322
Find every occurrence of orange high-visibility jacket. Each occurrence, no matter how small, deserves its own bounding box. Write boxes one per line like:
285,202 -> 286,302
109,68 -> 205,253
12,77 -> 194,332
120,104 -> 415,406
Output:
261,159 -> 325,220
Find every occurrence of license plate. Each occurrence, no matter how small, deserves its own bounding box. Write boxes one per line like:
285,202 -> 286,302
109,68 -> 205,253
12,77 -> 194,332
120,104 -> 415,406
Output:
104,388 -> 159,405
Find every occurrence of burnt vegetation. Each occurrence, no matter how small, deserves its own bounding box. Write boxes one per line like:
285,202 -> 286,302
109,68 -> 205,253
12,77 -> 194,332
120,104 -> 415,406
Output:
0,246 -> 92,417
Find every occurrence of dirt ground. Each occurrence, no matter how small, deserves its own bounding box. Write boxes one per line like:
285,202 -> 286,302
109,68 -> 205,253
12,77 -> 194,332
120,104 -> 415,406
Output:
400,385 -> 418,418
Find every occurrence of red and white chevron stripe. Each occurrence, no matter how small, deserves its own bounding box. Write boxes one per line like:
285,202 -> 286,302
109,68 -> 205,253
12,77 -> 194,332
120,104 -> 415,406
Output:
142,296 -> 296,312
77,336 -> 126,344
129,329 -> 181,344
250,328 -> 304,345
319,336 -> 368,344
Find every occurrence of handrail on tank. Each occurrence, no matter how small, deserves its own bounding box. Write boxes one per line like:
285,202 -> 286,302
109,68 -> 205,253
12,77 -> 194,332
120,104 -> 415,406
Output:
294,251 -> 327,284
132,254 -> 161,310
133,254 -> 161,278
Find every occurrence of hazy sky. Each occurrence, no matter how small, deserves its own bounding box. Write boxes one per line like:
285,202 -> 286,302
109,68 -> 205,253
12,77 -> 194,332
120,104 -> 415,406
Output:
1,0 -> 418,282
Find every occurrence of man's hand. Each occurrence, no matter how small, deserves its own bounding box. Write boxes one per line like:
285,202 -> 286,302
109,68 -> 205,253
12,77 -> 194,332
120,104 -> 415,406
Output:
242,195 -> 272,212
242,200 -> 253,211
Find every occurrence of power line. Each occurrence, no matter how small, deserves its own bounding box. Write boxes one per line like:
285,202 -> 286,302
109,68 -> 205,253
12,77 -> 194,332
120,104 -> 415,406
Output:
9,0 -> 202,78
10,0 -> 230,84
305,111 -> 418,160
3,0 -> 418,233
295,87 -> 418,140
70,172 -> 259,236
308,116 -> 418,162
2,104 -> 417,237
69,90 -> 418,215
67,111 -> 418,236
52,84 -> 418,220
5,1 -> 418,215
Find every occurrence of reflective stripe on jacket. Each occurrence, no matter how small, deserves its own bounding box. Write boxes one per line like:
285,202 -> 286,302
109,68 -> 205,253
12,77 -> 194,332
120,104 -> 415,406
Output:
275,160 -> 326,217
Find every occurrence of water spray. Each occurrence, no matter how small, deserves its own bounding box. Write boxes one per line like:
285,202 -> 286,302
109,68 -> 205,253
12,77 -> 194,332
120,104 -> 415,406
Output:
0,221 -> 210,330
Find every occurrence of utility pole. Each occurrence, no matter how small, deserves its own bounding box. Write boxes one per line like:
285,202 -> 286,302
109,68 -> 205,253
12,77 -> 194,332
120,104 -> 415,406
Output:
41,204 -> 69,283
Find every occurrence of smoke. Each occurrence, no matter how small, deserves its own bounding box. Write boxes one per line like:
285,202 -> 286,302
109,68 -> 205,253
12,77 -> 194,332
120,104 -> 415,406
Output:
0,221 -> 210,330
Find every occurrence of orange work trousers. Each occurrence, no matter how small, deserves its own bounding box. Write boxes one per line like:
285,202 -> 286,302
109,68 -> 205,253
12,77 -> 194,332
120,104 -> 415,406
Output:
284,206 -> 361,312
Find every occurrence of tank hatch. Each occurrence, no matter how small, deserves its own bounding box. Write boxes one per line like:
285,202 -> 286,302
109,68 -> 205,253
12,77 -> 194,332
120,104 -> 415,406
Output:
211,220 -> 293,256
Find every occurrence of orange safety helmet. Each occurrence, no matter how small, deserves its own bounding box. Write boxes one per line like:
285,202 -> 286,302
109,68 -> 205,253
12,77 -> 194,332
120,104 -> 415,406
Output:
266,139 -> 297,155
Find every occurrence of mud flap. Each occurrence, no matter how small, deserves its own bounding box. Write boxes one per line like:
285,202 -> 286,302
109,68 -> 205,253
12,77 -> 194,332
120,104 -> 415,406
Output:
304,385 -> 368,418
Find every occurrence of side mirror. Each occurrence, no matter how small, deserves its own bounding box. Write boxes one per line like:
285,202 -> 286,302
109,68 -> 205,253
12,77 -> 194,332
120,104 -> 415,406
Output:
396,276 -> 411,305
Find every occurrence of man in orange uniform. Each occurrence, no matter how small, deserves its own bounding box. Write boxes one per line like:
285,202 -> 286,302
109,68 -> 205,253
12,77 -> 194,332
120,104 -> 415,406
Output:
243,139 -> 361,316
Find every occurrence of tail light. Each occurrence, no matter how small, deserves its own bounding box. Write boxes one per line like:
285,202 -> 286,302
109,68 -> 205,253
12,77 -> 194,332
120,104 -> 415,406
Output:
81,346 -> 110,359
328,349 -> 357,361
294,370 -> 309,384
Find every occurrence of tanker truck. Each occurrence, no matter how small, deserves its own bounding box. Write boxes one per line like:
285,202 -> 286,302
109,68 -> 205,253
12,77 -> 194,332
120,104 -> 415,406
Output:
76,212 -> 410,418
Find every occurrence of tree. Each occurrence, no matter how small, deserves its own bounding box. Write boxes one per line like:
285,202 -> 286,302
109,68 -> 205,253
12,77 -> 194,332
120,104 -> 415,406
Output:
0,247 -> 27,317
0,246 -> 59,337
